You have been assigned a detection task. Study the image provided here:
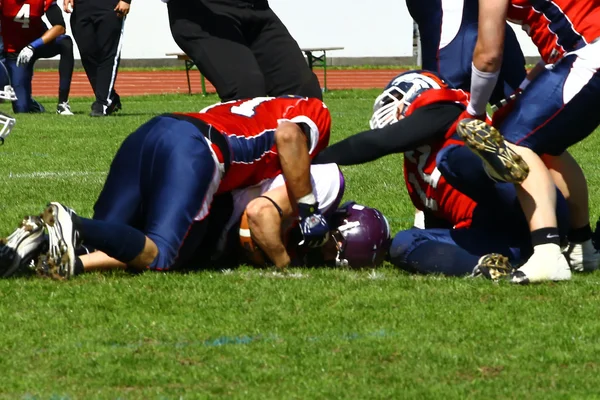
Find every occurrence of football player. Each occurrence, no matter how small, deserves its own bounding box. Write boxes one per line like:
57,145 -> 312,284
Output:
457,0 -> 600,283
0,96 -> 331,278
408,0 -> 527,105
1,0 -> 74,114
314,70 -> 571,279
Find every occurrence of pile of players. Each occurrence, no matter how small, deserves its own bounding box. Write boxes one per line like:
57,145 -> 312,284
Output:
2,0 -> 600,285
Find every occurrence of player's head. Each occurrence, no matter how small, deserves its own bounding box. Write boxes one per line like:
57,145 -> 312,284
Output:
325,201 -> 392,269
0,111 -> 16,144
370,70 -> 448,129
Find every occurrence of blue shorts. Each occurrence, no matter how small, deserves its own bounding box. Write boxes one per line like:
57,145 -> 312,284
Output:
500,42 -> 600,155
93,115 -> 222,270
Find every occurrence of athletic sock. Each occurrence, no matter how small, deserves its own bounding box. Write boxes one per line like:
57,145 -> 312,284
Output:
531,227 -> 561,247
79,217 -> 147,264
568,224 -> 592,243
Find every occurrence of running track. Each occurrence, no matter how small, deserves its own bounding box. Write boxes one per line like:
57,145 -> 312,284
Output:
31,69 -> 407,97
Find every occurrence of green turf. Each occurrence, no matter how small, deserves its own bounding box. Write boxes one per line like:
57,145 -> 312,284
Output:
1,92 -> 600,399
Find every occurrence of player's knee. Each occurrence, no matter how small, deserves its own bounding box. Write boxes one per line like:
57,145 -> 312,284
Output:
12,100 -> 31,113
59,35 -> 74,53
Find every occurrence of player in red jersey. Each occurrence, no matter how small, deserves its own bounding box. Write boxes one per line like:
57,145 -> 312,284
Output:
1,0 -> 74,114
314,70 -> 569,278
0,96 -> 331,279
457,0 -> 600,283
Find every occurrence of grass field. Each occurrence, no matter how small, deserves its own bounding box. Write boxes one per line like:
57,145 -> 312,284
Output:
2,92 -> 600,399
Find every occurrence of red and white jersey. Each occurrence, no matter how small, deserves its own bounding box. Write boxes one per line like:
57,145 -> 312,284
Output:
402,88 -> 477,229
507,0 -> 600,64
0,0 -> 53,53
184,96 -> 331,194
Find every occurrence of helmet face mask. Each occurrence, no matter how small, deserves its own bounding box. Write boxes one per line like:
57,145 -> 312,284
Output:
369,70 -> 448,129
0,85 -> 17,102
0,111 -> 16,144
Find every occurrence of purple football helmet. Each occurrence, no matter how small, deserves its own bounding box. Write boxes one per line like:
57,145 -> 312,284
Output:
329,202 -> 392,268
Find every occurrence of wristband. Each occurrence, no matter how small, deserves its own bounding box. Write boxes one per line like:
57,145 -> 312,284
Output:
30,38 -> 44,49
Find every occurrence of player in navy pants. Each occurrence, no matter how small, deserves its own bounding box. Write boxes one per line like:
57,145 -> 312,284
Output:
408,0 -> 526,104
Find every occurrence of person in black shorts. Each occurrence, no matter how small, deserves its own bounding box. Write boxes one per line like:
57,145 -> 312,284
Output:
63,0 -> 130,116
164,0 -> 322,101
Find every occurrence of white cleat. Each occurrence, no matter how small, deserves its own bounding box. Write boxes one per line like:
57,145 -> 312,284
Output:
509,244 -> 572,284
57,101 -> 74,116
40,202 -> 80,279
565,239 -> 600,272
0,215 -> 46,277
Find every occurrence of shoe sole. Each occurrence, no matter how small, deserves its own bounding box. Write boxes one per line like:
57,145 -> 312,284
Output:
456,119 -> 530,184
472,253 -> 513,281
0,216 -> 45,278
42,204 -> 76,279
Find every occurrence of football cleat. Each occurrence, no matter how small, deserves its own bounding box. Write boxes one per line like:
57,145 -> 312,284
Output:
456,119 -> 529,184
564,240 -> 600,272
509,244 -> 572,284
30,99 -> 45,113
107,95 -> 122,115
0,215 -> 47,278
471,253 -> 515,281
57,101 -> 74,116
40,202 -> 81,279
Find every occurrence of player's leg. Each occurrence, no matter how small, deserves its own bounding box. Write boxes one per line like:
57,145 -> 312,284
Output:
389,227 -> 518,277
492,24 -> 527,104
4,55 -> 34,113
70,9 -> 99,100
250,8 -> 322,99
139,118 -> 221,271
92,11 -> 125,115
167,0 -> 266,101
30,36 -> 75,115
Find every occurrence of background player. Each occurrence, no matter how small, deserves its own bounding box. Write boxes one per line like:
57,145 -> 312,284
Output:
1,0 -> 74,114
314,71 -> 572,279
407,0 -> 527,105
458,0 -> 600,283
0,96 -> 331,278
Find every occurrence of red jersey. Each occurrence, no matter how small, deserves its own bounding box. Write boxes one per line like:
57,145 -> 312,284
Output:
507,0 -> 600,64
402,88 -> 477,229
184,96 -> 331,194
0,0 -> 52,53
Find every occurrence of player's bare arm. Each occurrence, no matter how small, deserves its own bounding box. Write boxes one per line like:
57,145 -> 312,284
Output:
245,186 -> 294,269
41,4 -> 67,42
275,121 -> 312,201
467,0 -> 509,117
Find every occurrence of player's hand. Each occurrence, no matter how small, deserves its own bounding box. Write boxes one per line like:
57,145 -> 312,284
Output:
63,0 -> 74,13
16,46 -> 34,67
114,1 -> 130,17
491,89 -> 523,129
298,203 -> 330,248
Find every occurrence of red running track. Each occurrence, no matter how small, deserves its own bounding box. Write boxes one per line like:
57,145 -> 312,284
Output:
31,69 -> 407,97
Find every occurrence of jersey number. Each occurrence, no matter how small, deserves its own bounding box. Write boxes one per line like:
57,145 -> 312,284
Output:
14,4 -> 31,28
230,97 -> 275,117
405,145 -> 441,212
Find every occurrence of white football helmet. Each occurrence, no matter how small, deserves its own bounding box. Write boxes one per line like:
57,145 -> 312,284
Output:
0,111 -> 16,144
370,70 -> 448,129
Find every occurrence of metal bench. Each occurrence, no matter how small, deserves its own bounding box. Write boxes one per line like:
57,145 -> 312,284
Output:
301,47 -> 344,92
165,52 -> 207,96
167,46 -> 344,95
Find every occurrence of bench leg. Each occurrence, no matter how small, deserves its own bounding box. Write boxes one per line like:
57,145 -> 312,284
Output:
323,51 -> 328,93
184,59 -> 193,95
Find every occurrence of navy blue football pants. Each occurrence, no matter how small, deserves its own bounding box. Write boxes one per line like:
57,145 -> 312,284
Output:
92,115 -> 220,270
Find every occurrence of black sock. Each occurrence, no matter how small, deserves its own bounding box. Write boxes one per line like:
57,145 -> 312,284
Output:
568,224 -> 592,243
73,256 -> 84,276
531,227 -> 561,247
